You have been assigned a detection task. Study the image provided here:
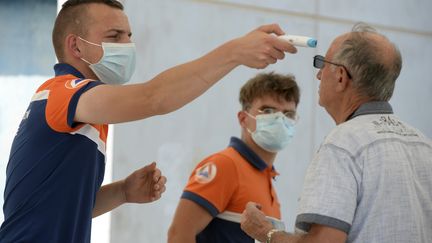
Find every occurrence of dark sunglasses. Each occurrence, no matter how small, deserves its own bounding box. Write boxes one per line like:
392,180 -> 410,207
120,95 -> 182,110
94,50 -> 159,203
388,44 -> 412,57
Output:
313,55 -> 352,79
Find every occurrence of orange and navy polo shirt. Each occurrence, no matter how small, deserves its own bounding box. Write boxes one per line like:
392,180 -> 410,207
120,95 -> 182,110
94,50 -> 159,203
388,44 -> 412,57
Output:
0,63 -> 106,243
182,137 -> 281,243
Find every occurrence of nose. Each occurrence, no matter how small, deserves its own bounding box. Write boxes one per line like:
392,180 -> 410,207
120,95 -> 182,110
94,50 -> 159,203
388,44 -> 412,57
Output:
316,69 -> 322,80
120,32 -> 133,43
124,35 -> 132,43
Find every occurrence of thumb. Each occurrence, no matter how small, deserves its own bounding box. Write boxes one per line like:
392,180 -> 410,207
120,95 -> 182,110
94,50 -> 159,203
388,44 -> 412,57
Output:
246,201 -> 262,210
148,161 -> 157,169
135,161 -> 157,175
257,23 -> 285,36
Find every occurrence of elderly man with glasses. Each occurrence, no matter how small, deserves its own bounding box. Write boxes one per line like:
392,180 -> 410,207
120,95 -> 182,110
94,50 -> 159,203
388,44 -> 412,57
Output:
240,23 -> 432,243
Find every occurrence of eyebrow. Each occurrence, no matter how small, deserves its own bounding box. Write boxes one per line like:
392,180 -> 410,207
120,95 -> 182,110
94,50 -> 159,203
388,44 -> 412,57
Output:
106,28 -> 132,37
259,105 -> 296,113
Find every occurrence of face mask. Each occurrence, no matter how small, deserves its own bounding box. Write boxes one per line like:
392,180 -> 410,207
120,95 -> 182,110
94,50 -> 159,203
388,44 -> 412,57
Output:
79,37 -> 136,85
246,111 -> 296,153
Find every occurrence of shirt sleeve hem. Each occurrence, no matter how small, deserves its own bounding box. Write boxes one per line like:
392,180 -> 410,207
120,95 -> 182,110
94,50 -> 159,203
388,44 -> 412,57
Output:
181,191 -> 220,217
67,80 -> 104,128
295,213 -> 351,234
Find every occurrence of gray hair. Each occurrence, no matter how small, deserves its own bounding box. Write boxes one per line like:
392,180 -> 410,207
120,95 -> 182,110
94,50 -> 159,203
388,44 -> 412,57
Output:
332,22 -> 403,101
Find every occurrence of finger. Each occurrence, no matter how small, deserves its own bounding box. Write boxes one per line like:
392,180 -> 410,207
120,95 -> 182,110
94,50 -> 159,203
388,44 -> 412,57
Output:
153,168 -> 162,182
257,23 -> 285,35
158,175 -> 167,186
272,48 -> 286,60
247,201 -> 262,210
135,162 -> 157,176
160,184 -> 166,193
155,185 -> 166,196
152,187 -> 165,201
272,35 -> 297,54
253,54 -> 276,69
267,47 -> 285,61
253,61 -> 269,70
148,161 -> 157,170
151,193 -> 161,202
154,176 -> 167,190
264,56 -> 277,65
240,210 -> 247,224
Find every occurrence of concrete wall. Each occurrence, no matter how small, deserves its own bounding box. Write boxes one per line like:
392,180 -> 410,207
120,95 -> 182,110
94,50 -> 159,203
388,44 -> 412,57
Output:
110,0 -> 432,242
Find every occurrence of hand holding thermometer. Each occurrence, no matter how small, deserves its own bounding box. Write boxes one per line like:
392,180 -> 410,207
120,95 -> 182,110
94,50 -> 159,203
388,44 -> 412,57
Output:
279,35 -> 317,48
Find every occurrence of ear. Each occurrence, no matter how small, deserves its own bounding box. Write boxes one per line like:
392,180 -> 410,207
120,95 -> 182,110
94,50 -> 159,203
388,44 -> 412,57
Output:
238,111 -> 247,128
335,66 -> 349,92
65,34 -> 82,59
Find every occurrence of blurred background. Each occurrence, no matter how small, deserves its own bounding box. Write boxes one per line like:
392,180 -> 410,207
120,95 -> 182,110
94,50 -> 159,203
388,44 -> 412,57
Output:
0,0 -> 431,242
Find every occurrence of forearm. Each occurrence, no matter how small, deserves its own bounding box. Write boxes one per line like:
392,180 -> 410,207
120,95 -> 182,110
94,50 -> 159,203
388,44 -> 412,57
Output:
92,180 -> 126,218
264,228 -> 343,243
143,39 -> 239,116
167,230 -> 197,243
77,40 -> 239,124
269,231 -> 306,243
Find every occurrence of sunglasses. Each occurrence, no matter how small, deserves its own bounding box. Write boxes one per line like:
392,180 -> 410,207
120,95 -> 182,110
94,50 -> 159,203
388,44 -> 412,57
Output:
313,55 -> 352,79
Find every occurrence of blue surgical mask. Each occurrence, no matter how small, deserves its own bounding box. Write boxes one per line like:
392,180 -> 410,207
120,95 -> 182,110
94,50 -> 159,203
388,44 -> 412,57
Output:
79,37 -> 136,85
246,111 -> 295,152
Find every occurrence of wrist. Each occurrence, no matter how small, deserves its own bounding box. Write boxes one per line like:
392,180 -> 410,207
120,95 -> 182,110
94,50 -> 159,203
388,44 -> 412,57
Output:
222,38 -> 242,67
266,228 -> 283,243
119,179 -> 128,204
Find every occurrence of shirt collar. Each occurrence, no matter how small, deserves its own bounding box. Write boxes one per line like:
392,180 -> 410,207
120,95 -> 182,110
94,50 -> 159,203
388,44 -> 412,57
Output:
54,63 -> 85,79
228,137 -> 268,171
347,101 -> 393,121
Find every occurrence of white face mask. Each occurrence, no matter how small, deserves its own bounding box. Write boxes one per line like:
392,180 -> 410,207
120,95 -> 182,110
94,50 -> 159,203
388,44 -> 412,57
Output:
79,37 -> 136,85
246,111 -> 296,153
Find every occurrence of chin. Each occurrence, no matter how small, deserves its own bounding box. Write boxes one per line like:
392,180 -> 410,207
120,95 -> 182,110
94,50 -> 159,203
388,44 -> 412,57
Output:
318,96 -> 324,107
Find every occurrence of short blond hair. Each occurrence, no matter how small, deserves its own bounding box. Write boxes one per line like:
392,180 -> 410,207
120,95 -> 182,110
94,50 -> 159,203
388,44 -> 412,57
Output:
239,72 -> 300,110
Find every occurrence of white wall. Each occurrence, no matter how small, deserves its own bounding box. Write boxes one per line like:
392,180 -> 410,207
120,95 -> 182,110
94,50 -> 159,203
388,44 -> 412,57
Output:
0,0 -> 56,226
110,0 -> 432,242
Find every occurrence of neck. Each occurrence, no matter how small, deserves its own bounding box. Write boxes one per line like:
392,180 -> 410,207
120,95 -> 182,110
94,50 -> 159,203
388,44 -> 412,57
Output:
63,58 -> 98,80
241,134 -> 276,167
331,92 -> 370,125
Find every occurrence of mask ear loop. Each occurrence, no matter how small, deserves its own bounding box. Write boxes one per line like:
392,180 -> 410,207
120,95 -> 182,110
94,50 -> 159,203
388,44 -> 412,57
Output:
78,36 -> 102,47
243,111 -> 256,134
244,111 -> 256,120
77,36 -> 103,65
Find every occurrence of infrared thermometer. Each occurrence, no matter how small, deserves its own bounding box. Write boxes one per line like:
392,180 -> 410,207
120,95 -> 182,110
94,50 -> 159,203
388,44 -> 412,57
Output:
279,35 -> 317,48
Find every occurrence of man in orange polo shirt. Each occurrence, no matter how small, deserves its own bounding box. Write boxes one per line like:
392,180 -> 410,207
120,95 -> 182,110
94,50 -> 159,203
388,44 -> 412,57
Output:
168,72 -> 300,243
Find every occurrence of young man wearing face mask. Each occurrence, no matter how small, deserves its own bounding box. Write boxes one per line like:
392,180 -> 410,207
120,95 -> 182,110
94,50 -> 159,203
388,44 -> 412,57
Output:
0,0 -> 297,242
168,72 -> 300,243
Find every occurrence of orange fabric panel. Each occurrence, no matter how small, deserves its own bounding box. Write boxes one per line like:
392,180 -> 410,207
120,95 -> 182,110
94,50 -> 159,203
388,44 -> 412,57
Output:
184,147 -> 281,219
43,75 -> 94,133
184,153 -> 239,213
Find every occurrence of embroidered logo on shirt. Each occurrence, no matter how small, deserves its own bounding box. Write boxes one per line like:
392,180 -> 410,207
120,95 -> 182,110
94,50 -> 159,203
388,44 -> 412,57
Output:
194,162 -> 217,184
65,79 -> 89,89
372,116 -> 418,137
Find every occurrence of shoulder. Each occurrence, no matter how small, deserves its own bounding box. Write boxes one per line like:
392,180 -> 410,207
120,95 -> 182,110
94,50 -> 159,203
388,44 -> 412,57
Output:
195,148 -> 239,173
322,115 -> 386,153
37,75 -> 101,92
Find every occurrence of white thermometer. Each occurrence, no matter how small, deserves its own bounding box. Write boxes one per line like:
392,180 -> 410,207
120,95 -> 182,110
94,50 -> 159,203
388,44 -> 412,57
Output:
279,35 -> 317,48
